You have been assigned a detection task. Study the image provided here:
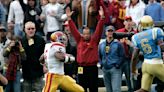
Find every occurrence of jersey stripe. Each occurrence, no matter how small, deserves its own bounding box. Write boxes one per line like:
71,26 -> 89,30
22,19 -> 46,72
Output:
51,42 -> 65,48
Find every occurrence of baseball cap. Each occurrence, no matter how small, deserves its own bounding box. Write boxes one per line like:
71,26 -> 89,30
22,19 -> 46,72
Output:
105,25 -> 115,32
124,16 -> 132,21
63,21 -> 69,26
0,25 -> 6,32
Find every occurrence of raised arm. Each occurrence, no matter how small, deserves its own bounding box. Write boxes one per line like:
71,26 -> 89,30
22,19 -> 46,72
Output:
92,6 -> 105,44
66,8 -> 81,43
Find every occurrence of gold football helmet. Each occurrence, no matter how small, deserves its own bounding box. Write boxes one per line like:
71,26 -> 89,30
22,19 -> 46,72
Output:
140,15 -> 154,30
50,31 -> 68,45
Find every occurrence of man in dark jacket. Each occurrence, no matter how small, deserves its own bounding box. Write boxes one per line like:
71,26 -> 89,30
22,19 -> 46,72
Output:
21,21 -> 45,92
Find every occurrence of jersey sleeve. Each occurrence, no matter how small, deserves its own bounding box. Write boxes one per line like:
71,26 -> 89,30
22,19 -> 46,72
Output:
156,28 -> 164,41
152,28 -> 164,41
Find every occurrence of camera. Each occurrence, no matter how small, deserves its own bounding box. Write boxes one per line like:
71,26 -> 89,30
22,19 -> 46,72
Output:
113,32 -> 135,40
15,40 -> 19,46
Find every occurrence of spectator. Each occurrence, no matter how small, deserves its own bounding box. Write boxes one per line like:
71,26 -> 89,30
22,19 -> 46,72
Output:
0,26 -> 9,92
99,0 -> 114,26
112,0 -> 127,30
40,31 -> 84,92
72,0 -> 98,33
40,0 -> 66,41
3,36 -> 26,92
21,21 -> 45,92
40,0 -> 48,39
66,6 -> 105,92
7,0 -> 26,37
0,73 -> 8,92
144,0 -> 164,21
131,15 -> 164,92
126,0 -> 146,25
161,0 -> 164,21
116,16 -> 137,92
24,0 -> 43,36
99,25 -> 124,92
97,0 -> 115,38
0,26 -> 9,72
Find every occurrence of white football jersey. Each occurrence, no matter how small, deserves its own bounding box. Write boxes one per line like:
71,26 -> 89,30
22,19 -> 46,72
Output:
44,42 -> 66,75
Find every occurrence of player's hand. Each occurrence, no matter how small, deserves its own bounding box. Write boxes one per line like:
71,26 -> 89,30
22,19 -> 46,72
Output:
64,54 -> 75,63
132,69 -> 139,76
43,64 -> 48,73
68,54 -> 75,62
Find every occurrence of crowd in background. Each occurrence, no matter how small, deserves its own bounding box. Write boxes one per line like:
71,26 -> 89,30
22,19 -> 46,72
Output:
0,0 -> 163,92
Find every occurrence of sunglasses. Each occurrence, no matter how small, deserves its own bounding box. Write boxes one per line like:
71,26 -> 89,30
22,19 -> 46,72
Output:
107,29 -> 114,32
27,28 -> 35,30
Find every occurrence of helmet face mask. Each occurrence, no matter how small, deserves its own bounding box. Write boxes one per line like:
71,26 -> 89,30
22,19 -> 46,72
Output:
50,31 -> 68,45
139,15 -> 154,30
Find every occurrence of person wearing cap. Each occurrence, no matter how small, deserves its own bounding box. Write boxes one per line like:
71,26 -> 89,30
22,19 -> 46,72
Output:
0,25 -> 9,92
116,16 -> 138,92
126,0 -> 146,26
99,25 -> 125,92
0,26 -> 10,72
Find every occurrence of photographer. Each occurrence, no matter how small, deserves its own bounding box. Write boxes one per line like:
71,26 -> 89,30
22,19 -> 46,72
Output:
116,16 -> 137,92
3,36 -> 26,92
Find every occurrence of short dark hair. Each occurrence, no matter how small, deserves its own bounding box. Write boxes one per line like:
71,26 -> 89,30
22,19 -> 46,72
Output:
82,25 -> 89,30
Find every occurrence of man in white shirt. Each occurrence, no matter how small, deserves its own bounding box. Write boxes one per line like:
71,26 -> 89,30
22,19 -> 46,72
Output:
7,0 -> 25,37
40,0 -> 67,41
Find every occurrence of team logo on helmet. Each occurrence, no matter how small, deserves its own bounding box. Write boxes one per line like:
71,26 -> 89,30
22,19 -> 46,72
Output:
50,31 -> 68,45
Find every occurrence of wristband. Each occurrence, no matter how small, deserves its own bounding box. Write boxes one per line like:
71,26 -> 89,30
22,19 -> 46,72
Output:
70,56 -> 75,62
64,55 -> 69,63
6,48 -> 11,52
20,48 -> 25,52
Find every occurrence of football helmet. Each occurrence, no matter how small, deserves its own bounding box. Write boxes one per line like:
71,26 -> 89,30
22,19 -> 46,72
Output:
140,15 -> 154,30
50,31 -> 68,45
